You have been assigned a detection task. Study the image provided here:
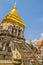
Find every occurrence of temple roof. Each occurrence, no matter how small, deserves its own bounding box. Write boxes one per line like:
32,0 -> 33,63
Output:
2,3 -> 25,28
35,39 -> 43,49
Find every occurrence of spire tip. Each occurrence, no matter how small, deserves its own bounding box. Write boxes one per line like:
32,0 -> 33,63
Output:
14,2 -> 16,9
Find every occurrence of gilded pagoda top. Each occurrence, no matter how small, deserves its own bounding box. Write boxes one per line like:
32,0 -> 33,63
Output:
2,3 -> 25,28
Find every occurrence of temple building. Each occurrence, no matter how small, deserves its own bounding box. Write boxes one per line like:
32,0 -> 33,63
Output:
0,3 -> 40,65
35,39 -> 43,55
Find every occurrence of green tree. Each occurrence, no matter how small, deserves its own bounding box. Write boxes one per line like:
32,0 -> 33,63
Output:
29,40 -> 35,51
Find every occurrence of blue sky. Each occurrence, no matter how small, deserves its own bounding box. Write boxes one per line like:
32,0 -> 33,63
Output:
0,0 -> 43,41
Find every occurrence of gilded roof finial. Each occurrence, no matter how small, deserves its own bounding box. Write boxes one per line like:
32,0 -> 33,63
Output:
13,2 -> 16,9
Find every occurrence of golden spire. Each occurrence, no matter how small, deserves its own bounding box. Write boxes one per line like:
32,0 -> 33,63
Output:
11,2 -> 16,12
2,3 -> 25,28
13,2 -> 16,9
9,2 -> 18,16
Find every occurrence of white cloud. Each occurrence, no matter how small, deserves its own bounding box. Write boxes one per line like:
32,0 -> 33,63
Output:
32,39 -> 37,42
40,33 -> 43,39
41,33 -> 43,36
32,39 -> 37,46
26,40 -> 29,43
41,17 -> 43,22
